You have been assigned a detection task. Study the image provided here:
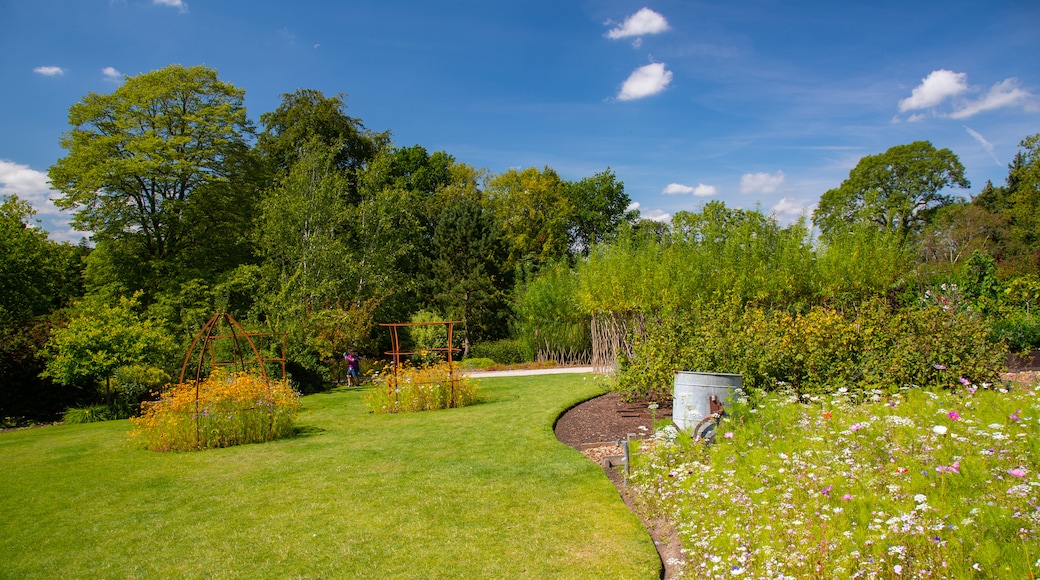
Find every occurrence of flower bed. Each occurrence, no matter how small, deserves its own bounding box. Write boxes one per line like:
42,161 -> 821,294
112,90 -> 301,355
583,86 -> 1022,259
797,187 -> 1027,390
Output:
631,375 -> 1040,578
364,362 -> 480,413
129,370 -> 300,451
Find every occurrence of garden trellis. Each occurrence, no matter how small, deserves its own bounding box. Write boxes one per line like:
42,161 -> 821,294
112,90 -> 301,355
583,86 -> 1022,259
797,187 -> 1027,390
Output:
380,321 -> 463,409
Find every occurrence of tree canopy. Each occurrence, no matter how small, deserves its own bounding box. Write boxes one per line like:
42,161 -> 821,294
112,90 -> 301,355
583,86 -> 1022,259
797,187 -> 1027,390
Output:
48,64 -> 256,291
813,141 -> 969,239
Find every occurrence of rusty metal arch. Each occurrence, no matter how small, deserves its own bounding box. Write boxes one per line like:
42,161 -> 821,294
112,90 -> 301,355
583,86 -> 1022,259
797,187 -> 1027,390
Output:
379,321 -> 463,410
179,313 -> 286,385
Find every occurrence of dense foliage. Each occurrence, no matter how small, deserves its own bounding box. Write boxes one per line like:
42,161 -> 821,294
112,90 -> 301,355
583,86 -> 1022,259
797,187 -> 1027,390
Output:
3,61 -> 1038,424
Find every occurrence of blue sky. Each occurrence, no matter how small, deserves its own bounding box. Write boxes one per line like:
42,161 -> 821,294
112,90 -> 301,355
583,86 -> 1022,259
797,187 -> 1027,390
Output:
2,0 -> 1039,242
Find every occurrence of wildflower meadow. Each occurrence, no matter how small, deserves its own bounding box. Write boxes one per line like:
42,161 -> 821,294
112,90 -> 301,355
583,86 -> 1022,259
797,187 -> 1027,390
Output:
631,375 -> 1040,579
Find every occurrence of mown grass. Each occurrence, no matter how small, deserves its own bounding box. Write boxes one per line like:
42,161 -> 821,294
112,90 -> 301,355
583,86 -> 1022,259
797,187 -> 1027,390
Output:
0,374 -> 659,579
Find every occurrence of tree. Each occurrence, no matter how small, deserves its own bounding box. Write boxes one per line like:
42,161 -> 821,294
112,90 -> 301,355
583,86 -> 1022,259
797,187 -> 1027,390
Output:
563,168 -> 635,255
484,166 -> 574,272
48,64 -> 257,292
41,293 -> 175,399
0,196 -> 85,324
813,141 -> 969,239
257,89 -> 385,193
1006,134 -> 1040,254
424,198 -> 510,357
0,196 -> 87,422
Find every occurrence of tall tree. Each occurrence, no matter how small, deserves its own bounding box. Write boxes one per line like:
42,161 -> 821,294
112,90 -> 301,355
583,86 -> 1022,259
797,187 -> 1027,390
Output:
0,196 -> 85,324
813,141 -> 969,239
257,89 -> 385,194
1006,134 -> 1040,254
564,168 -> 635,255
48,64 -> 257,292
425,198 -> 510,357
484,166 -> 574,272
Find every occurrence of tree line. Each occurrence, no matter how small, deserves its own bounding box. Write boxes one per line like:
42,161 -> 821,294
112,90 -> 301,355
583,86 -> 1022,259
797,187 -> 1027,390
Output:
2,63 -> 1038,422
0,64 -> 634,422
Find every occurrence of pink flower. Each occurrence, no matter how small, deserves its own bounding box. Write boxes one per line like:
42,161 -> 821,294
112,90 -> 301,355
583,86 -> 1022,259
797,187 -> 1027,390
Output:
842,493 -> 852,501
959,377 -> 971,386
936,461 -> 960,475
948,411 -> 960,420
1009,468 -> 1027,478
723,432 -> 734,439
933,364 -> 947,370
821,485 -> 832,497
850,423 -> 865,432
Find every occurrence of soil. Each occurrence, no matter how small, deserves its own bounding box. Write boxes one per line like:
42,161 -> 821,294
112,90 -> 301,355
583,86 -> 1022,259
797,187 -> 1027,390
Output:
554,392 -> 683,580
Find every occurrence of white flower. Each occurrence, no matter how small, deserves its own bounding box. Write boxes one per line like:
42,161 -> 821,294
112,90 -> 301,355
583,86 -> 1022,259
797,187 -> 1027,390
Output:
932,425 -> 948,435
914,494 -> 928,504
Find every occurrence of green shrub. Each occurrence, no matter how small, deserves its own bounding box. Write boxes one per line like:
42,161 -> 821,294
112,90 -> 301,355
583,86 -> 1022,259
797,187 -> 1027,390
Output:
62,405 -> 116,424
470,339 -> 528,365
991,312 -> 1040,353
617,297 -> 1006,403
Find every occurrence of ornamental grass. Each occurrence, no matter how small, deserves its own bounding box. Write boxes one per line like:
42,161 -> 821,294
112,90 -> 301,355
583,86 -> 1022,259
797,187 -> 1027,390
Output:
631,374 -> 1040,579
129,370 -> 300,452
364,361 -> 480,413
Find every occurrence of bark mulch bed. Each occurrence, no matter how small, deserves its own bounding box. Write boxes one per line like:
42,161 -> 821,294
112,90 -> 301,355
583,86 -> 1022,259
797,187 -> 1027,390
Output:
554,392 -> 683,579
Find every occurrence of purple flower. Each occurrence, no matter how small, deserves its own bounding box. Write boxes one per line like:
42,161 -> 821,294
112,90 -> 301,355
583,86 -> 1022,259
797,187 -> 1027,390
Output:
933,364 -> 947,370
948,411 -> 960,420
821,485 -> 832,497
1009,468 -> 1027,478
959,377 -> 971,386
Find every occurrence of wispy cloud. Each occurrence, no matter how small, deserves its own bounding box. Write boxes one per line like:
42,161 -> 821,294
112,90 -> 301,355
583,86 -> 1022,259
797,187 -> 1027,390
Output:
663,183 -> 716,197
899,69 -> 968,112
605,8 -> 670,41
101,66 -> 122,82
33,66 -> 65,76
153,0 -> 187,13
951,78 -> 1034,119
740,170 -> 785,194
964,126 -> 1002,166
617,63 -> 672,101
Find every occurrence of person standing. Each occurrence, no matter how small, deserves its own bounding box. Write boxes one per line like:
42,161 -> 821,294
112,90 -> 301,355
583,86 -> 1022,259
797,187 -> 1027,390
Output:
345,349 -> 361,387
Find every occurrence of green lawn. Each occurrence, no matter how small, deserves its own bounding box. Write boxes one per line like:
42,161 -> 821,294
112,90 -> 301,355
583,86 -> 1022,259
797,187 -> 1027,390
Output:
0,374 -> 659,579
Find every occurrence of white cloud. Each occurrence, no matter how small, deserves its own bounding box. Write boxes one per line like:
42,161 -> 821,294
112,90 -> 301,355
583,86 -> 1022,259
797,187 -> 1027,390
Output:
627,201 -> 671,222
899,69 -> 968,112
663,183 -> 716,197
950,78 -> 1034,119
0,159 -> 89,242
102,66 -> 122,81
770,197 -> 813,220
740,170 -> 785,194
153,0 -> 187,13
33,66 -> 65,76
606,8 -> 670,40
617,63 -> 672,101
964,126 -> 1002,166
